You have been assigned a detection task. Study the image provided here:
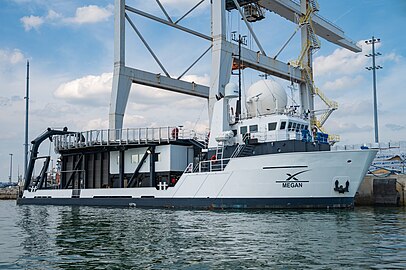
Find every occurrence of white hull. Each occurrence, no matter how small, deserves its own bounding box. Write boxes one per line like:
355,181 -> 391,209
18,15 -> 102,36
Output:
20,149 -> 377,208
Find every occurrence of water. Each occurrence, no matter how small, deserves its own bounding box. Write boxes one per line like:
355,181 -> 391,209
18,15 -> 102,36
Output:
0,201 -> 405,269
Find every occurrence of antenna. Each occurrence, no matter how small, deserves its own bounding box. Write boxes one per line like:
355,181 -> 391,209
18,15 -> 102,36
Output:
9,153 -> 13,183
231,31 -> 247,121
365,36 -> 382,143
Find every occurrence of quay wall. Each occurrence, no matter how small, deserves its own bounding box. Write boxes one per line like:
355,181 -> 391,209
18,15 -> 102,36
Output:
356,175 -> 406,206
0,186 -> 18,200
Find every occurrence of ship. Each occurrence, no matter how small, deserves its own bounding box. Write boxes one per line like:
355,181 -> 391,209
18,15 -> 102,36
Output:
17,0 -> 377,208
17,79 -> 377,208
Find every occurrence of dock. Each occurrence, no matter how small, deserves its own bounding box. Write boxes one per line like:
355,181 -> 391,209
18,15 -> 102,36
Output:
355,174 -> 406,206
0,186 -> 19,200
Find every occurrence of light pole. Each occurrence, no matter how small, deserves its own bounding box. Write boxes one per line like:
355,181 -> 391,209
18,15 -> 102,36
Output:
24,60 -> 30,179
365,37 -> 382,143
9,153 -> 13,183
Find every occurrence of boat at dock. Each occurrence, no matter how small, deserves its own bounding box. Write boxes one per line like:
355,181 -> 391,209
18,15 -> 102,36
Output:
17,80 -> 376,208
17,0 -> 377,208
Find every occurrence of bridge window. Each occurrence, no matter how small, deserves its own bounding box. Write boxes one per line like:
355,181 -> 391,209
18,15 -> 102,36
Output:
280,121 -> 286,130
131,154 -> 140,163
268,122 -> 277,131
240,126 -> 247,135
287,122 -> 292,131
291,123 -> 297,131
249,125 -> 258,133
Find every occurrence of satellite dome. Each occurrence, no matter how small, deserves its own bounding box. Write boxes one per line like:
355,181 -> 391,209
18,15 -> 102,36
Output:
245,80 -> 287,116
224,82 -> 239,98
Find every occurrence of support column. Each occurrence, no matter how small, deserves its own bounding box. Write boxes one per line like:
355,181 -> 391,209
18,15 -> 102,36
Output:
109,0 -> 132,131
209,0 -> 232,123
299,0 -> 314,121
149,146 -> 156,187
119,148 -> 125,188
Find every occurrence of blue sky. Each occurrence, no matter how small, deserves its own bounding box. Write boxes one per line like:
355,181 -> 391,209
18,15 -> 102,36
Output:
0,0 -> 406,181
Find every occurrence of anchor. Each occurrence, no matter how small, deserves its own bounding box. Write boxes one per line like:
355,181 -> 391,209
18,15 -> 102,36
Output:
334,180 -> 349,193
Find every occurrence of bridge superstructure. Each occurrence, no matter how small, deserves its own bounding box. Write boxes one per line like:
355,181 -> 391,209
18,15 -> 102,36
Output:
108,0 -> 361,140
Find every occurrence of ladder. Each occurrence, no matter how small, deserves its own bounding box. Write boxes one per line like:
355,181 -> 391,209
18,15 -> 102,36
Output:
211,142 -> 225,171
215,142 -> 224,160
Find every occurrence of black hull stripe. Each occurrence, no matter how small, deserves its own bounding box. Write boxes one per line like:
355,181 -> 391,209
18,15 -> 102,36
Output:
17,197 -> 354,209
263,166 -> 308,169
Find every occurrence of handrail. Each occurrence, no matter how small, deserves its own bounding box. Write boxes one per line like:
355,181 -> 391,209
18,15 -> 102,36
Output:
54,126 -> 208,151
231,144 -> 244,158
189,158 -> 231,173
184,163 -> 194,173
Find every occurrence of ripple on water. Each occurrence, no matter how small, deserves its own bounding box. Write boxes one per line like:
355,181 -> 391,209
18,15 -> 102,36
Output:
0,202 -> 405,269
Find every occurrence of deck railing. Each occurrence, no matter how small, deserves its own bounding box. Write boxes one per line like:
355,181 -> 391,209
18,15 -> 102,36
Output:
54,127 -> 206,151
184,158 -> 231,174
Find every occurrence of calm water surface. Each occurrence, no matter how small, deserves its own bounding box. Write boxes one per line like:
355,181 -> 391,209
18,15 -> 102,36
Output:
0,201 -> 405,269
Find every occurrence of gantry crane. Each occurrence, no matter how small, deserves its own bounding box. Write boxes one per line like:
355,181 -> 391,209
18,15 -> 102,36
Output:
108,0 -> 361,143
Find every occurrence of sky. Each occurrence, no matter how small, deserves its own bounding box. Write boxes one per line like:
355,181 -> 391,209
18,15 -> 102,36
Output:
0,0 -> 406,181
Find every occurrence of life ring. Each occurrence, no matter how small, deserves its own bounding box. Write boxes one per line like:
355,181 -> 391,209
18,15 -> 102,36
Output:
171,128 -> 179,139
171,177 -> 177,185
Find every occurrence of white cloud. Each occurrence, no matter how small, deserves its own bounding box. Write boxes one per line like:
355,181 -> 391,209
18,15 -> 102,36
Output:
20,4 -> 113,31
322,75 -> 364,91
313,44 -> 368,77
386,123 -> 405,131
0,96 -> 23,107
314,40 -> 401,79
0,48 -> 24,65
182,73 -> 210,85
83,118 -> 110,130
54,72 -> 112,106
20,15 -> 44,31
63,5 -> 113,24
338,99 -> 372,116
326,120 -> 373,134
46,10 -> 62,20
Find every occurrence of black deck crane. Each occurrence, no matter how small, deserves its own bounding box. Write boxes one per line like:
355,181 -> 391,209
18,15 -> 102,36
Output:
22,127 -> 73,192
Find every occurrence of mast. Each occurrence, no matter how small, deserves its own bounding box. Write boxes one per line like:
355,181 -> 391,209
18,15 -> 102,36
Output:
232,32 -> 247,120
24,60 -> 29,179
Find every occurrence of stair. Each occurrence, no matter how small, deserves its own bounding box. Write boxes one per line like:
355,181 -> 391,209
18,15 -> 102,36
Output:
307,26 -> 320,50
309,0 -> 319,12
239,144 -> 255,157
231,144 -> 255,158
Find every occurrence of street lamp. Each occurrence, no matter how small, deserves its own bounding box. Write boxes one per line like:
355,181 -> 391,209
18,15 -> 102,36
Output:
9,153 -> 13,183
365,36 -> 383,144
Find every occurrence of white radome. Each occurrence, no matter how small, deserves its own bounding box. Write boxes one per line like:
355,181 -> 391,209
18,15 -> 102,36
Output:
224,82 -> 239,98
246,80 -> 288,116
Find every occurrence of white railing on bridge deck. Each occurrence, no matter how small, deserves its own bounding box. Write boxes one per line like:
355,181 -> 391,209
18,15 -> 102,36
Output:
331,142 -> 406,151
54,127 -> 207,150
